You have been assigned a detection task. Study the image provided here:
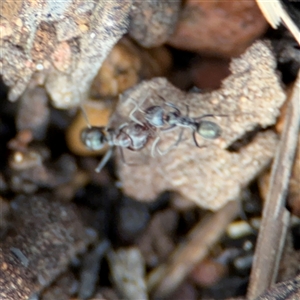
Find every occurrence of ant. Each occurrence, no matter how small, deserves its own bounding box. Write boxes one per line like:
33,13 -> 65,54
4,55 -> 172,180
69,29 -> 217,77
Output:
128,95 -> 222,155
81,120 -> 155,173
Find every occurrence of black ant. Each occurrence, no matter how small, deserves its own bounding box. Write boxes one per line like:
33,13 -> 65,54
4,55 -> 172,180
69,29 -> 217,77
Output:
81,120 -> 155,172
128,96 -> 222,155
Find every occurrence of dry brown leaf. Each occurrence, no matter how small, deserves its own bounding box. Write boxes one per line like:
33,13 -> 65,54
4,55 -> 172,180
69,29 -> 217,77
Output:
109,40 -> 285,210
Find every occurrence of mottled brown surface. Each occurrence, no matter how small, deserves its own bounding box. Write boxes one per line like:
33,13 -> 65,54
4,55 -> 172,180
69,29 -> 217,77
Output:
1,0 -> 179,108
0,196 -> 90,300
0,0 -> 131,107
90,37 -> 172,98
111,41 -> 286,210
168,0 -> 268,57
40,271 -> 77,300
128,0 -> 181,48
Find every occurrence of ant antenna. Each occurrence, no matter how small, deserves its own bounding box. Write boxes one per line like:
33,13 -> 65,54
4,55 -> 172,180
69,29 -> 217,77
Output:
78,88 -> 92,129
80,102 -> 92,129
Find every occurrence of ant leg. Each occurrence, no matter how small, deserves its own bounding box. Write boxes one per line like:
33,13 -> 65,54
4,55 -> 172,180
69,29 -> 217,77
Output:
119,147 -> 141,166
164,101 -> 181,115
184,104 -> 189,116
174,128 -> 185,147
128,101 -> 143,126
118,122 -> 129,131
119,147 -> 127,164
156,128 -> 185,155
95,147 -> 114,173
192,131 -> 207,148
151,136 -> 160,157
79,102 -> 92,129
194,113 -> 228,122
161,124 -> 176,132
128,95 -> 148,126
194,114 -> 215,121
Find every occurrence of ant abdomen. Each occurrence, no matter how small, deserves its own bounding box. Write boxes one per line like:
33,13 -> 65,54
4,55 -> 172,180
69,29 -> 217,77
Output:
197,121 -> 221,140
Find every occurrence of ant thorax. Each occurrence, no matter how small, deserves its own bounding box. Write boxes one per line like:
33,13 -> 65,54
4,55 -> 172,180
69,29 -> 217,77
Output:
165,111 -> 181,126
113,130 -> 132,149
144,106 -> 165,127
115,122 -> 151,151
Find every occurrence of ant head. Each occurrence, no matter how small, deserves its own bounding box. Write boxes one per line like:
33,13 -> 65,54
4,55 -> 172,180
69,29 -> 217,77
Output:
81,127 -> 107,150
197,121 -> 221,139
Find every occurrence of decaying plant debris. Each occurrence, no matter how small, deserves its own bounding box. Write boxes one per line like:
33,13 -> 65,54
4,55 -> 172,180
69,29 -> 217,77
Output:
112,41 -> 285,210
1,1 -> 300,299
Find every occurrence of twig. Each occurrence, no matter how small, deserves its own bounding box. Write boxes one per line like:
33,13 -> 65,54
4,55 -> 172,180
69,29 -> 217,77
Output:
147,200 -> 239,298
256,0 -> 300,45
247,71 -> 300,299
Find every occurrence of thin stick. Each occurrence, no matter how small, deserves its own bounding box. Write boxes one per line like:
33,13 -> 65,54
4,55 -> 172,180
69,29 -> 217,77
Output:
247,71 -> 300,299
256,0 -> 300,45
147,200 -> 239,298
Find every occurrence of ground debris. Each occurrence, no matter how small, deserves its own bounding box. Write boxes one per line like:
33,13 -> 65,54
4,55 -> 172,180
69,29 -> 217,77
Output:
107,247 -> 148,300
1,0 -> 131,107
90,37 -> 172,98
40,271 -> 78,300
16,87 -> 50,140
112,40 -> 285,210
256,274 -> 300,299
147,201 -> 239,298
0,195 -> 91,300
1,0 -> 179,109
247,69 -> 300,299
168,0 -> 267,57
137,209 -> 178,268
128,0 -> 180,48
78,240 -> 110,299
